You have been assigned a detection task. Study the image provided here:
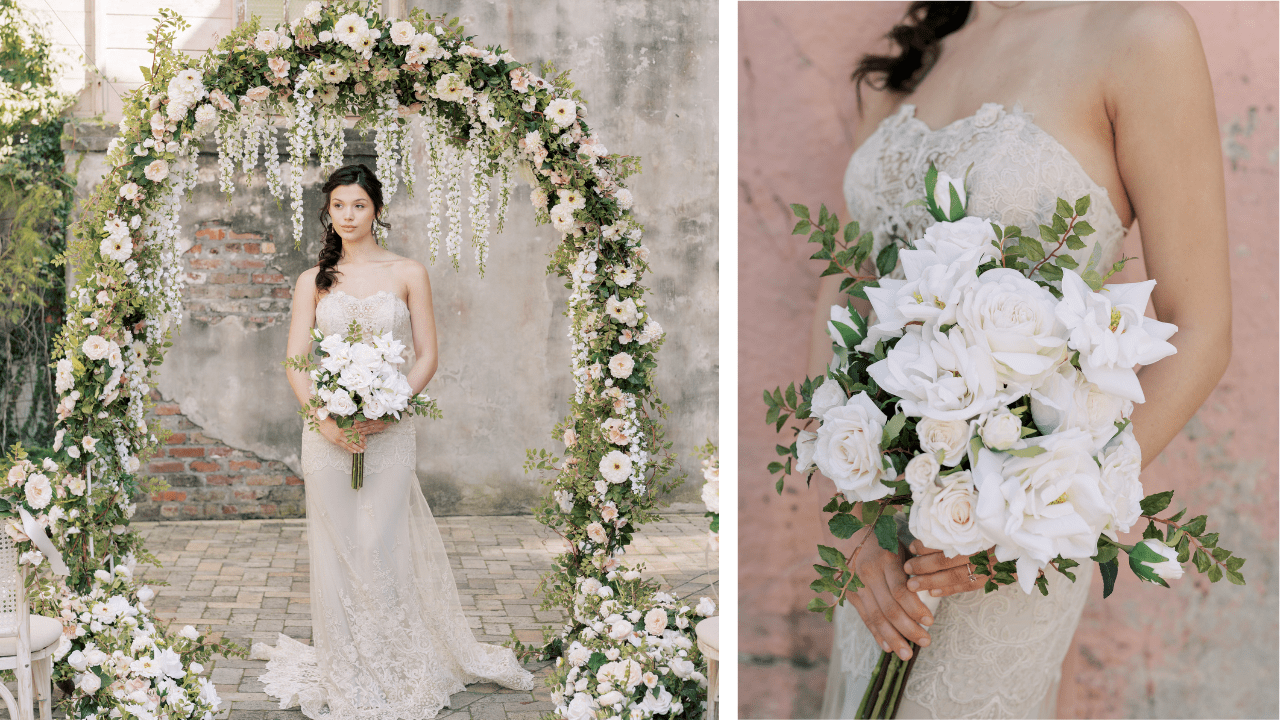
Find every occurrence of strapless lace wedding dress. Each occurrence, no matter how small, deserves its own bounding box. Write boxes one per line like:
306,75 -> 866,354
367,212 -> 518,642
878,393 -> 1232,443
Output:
255,289 -> 534,720
820,103 -> 1129,719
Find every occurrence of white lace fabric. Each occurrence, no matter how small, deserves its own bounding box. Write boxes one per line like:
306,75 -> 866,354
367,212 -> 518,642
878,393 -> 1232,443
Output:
821,103 -> 1126,719
258,290 -> 534,720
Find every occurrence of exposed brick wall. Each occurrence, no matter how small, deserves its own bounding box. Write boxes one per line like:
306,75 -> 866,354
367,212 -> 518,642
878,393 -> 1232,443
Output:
134,389 -> 305,520
184,223 -> 292,329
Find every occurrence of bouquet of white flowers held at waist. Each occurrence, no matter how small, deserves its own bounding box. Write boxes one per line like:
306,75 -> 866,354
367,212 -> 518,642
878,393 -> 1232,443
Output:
285,319 -> 441,489
765,164 -> 1246,718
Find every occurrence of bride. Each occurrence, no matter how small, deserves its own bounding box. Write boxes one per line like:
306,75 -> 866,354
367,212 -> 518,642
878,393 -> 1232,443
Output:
258,163 -> 534,719
811,2 -> 1231,717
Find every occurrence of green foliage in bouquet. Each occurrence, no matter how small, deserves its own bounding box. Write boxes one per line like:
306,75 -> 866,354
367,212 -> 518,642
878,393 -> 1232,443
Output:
766,166 -> 1244,619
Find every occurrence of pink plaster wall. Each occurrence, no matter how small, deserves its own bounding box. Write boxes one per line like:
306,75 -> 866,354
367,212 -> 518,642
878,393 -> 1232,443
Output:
737,3 -> 1278,718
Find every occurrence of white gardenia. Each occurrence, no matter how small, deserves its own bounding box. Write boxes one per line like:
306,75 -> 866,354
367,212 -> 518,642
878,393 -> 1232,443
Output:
812,392 -> 894,501
1138,538 -> 1184,581
955,268 -> 1068,392
1097,428 -> 1144,541
857,248 -> 984,353
909,470 -> 990,556
868,325 -> 1008,421
1031,363 -> 1133,452
973,429 -> 1111,593
916,417 -> 971,467
1055,270 -> 1177,403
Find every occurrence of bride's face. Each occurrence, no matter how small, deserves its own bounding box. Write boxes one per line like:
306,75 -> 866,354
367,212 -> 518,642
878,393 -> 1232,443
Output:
327,184 -> 378,241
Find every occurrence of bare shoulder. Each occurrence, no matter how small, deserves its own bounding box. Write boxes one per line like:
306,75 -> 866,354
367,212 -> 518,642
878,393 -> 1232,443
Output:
295,265 -> 320,292
392,255 -> 432,294
851,84 -> 905,150
1091,2 -> 1203,61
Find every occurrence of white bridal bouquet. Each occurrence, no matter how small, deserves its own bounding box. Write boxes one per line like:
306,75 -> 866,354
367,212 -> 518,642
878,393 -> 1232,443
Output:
285,319 -> 441,488
765,165 -> 1246,718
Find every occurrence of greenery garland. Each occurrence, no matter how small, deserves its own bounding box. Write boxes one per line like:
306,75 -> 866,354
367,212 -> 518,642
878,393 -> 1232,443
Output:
0,0 -> 691,715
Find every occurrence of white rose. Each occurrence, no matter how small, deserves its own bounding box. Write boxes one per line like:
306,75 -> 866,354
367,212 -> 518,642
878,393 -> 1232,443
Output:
813,392 -> 893,501
930,170 -> 967,221
530,187 -> 548,210
903,453 -> 940,494
586,522 -> 608,544
608,352 -> 634,379
669,658 -> 695,679
254,29 -> 278,51
909,470 -> 990,557
700,478 -> 719,513
565,692 -> 597,720
915,216 -> 998,263
916,417 -> 971,467
644,608 -> 667,636
696,596 -> 716,616
955,268 -> 1067,392
137,586 -> 155,602
1055,270 -> 1177,403
599,451 -> 632,484
567,641 -> 591,667
389,21 -> 416,45
144,159 -> 169,182
67,650 -> 88,671
809,377 -> 846,422
615,188 -> 633,210
795,430 -> 818,473
1137,538 -> 1184,581
641,687 -> 673,715
179,625 -> 200,640
326,389 -> 357,416
77,672 -> 102,693
24,473 -> 52,509
1097,429 -> 1144,541
972,429 -> 1110,593
82,335 -> 110,360
550,203 -> 577,233
608,620 -> 633,640
977,408 -> 1024,451
826,304 -> 856,349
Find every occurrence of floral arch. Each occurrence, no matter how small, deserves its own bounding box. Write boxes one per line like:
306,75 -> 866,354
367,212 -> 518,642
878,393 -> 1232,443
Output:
0,2 -> 707,718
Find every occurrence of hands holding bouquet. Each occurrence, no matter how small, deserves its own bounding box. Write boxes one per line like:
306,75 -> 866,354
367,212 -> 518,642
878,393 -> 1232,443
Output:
285,319 -> 442,489
765,164 -> 1246,718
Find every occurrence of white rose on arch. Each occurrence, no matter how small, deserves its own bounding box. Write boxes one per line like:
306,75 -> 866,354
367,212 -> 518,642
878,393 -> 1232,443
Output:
812,392 -> 895,502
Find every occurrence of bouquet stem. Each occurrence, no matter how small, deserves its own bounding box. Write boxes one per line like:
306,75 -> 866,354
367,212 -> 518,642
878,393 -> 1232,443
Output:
857,642 -> 920,719
351,451 -> 364,490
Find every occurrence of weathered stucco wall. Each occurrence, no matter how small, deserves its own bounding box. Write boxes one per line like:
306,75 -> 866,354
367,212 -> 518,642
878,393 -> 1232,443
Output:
738,3 -> 1277,718
66,0 -> 717,517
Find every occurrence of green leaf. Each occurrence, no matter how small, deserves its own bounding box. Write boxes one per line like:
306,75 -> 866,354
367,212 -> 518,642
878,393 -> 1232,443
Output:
1074,220 -> 1096,236
767,461 -> 784,474
882,412 -> 907,446
830,320 -> 863,350
1142,521 -> 1162,540
1055,254 -> 1079,269
785,383 -> 798,409
1038,264 -> 1063,282
776,477 -> 785,494
1038,224 -> 1059,247
1199,532 -> 1219,548
948,183 -> 965,220
1211,546 -> 1232,562
1020,236 -> 1046,261
1056,198 -> 1073,218
817,545 -> 845,568
1084,241 -> 1104,275
873,514 -> 898,553
1182,514 -> 1208,537
792,219 -> 811,235
807,597 -> 828,613
1165,506 -> 1187,524
1052,213 -> 1069,235
1074,195 -> 1091,217
818,204 -> 831,229
1225,567 -> 1246,585
1192,548 -> 1212,573
1081,269 -> 1104,292
829,513 -> 863,540
843,220 -> 860,245
1100,558 -> 1119,598
1226,556 -> 1246,571
822,497 -> 840,513
776,444 -> 793,457
791,203 -> 810,219
1207,564 -> 1223,583
1004,446 -> 1047,458
1064,235 -> 1086,251
1139,490 -> 1174,516
876,243 -> 899,277
924,164 -> 938,208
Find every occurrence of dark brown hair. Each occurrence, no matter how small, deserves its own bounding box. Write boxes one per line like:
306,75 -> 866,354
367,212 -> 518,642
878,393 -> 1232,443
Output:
852,2 -> 972,107
314,164 -> 392,293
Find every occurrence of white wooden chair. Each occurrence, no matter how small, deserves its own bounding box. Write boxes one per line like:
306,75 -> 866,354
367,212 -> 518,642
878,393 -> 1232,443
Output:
695,616 -> 719,720
0,535 -> 63,720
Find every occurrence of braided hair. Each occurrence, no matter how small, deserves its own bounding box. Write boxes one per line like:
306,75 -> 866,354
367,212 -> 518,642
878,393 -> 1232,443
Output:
852,2 -> 972,107
314,163 -> 393,294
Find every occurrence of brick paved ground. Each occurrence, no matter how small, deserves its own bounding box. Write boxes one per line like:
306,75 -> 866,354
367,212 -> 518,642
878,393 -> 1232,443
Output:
114,508 -> 715,720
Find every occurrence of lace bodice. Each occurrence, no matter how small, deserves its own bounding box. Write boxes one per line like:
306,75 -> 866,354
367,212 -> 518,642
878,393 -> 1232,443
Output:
844,103 -> 1128,274
302,290 -> 417,479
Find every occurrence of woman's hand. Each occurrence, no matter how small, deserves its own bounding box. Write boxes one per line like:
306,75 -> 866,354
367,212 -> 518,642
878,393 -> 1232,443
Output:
847,527 -> 935,661
353,418 -> 391,436
316,416 -> 365,453
904,540 -> 987,598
